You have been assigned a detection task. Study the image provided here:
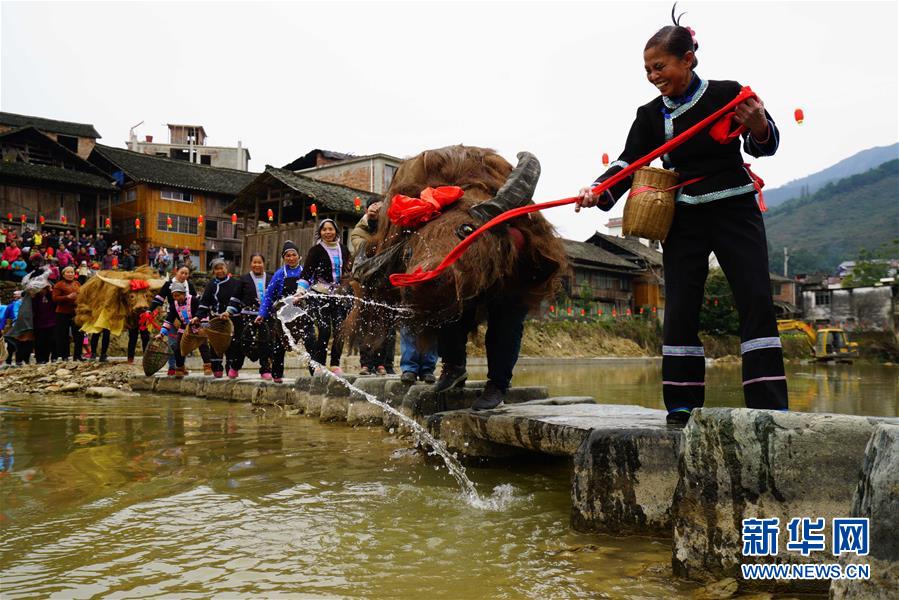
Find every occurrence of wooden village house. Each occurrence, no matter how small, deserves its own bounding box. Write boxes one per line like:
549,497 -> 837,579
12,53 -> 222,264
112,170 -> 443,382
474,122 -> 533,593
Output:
88,145 -> 256,267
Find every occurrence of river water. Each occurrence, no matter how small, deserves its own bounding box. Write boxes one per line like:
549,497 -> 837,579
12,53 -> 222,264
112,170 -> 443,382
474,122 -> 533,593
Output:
2,362 -> 895,598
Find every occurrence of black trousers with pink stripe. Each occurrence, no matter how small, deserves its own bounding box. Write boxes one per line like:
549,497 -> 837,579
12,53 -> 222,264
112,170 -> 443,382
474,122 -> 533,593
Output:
661,193 -> 788,413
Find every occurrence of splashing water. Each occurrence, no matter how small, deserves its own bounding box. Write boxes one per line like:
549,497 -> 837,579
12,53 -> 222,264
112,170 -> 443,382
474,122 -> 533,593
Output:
276,301 -> 508,510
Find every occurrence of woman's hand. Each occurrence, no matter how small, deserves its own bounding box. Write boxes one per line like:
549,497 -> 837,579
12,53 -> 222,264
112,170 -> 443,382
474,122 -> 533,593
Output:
734,97 -> 769,140
575,186 -> 601,213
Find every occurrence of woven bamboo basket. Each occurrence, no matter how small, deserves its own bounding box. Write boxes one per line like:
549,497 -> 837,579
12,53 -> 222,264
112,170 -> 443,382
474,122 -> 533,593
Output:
142,335 -> 172,376
622,167 -> 680,241
180,328 -> 207,356
205,317 -> 234,355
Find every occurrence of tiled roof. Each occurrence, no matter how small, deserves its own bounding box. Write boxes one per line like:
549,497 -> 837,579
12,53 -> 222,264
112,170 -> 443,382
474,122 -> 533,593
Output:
281,149 -> 357,171
91,144 -> 256,196
0,111 -> 101,139
227,166 -> 381,215
0,160 -> 116,191
563,239 -> 641,271
588,231 -> 664,267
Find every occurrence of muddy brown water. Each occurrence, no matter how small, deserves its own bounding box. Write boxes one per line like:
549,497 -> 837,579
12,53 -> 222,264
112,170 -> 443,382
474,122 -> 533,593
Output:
2,361 -> 895,598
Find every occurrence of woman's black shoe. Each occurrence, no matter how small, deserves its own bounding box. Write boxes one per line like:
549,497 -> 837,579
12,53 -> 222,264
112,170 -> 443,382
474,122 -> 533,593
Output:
433,364 -> 467,394
666,410 -> 691,426
472,381 -> 505,411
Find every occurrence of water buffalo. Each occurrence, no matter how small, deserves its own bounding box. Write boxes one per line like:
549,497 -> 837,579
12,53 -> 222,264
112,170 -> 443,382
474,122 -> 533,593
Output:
349,145 -> 567,398
76,267 -> 166,336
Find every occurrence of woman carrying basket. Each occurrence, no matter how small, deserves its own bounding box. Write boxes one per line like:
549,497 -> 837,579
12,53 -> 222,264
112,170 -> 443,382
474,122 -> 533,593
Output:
577,9 -> 787,424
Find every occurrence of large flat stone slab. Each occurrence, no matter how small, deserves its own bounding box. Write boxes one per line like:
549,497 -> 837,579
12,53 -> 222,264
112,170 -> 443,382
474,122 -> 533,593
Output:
831,423 -> 899,600
672,408 -> 898,592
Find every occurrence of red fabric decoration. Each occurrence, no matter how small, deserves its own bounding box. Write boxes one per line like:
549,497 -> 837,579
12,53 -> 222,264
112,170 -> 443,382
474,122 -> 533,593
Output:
130,279 -> 149,291
388,186 -> 464,228
390,87 -> 759,288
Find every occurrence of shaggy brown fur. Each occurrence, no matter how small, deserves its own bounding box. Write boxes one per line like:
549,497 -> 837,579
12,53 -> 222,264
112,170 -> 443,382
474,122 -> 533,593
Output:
348,145 -> 568,344
75,266 -> 165,335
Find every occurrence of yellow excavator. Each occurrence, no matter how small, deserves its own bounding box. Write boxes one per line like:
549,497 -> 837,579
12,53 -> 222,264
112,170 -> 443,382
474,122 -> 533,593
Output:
777,320 -> 859,362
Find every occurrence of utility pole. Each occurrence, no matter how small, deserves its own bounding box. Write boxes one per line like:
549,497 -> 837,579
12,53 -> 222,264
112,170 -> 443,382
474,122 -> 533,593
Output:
783,247 -> 789,277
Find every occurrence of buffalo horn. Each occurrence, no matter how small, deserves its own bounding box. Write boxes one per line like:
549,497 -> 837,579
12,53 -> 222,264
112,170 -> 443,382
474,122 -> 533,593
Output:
469,151 -> 541,223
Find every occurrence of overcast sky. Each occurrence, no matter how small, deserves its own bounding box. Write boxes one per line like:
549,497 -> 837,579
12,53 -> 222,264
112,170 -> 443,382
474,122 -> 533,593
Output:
2,1 -> 897,240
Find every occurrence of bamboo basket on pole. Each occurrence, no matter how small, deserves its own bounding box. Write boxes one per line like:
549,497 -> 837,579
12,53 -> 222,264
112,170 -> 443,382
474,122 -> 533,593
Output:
621,167 -> 679,242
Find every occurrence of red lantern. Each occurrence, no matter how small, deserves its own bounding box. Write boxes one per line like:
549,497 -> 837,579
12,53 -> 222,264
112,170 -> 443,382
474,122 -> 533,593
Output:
231,213 -> 238,225
598,309 -> 603,316
5,212 -> 11,221
567,307 -> 572,316
105,217 -> 111,228
580,308 -> 585,316
652,306 -> 657,313
39,215 -> 45,225
310,203 -> 318,218
549,305 -> 555,313
626,308 -> 632,316
135,218 -> 141,231
602,152 -> 610,167
112,256 -> 118,268
80,217 -> 86,228
794,108 -> 804,125
61,215 -> 67,225
714,298 -> 719,306
20,214 -> 26,224
166,216 -> 172,230
612,309 -> 617,317
267,208 -> 274,222
198,215 -> 204,226
354,197 -> 362,212
639,307 -> 644,314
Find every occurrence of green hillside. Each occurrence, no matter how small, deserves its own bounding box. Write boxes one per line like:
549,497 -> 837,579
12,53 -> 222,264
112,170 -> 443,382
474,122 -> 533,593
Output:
764,159 -> 899,275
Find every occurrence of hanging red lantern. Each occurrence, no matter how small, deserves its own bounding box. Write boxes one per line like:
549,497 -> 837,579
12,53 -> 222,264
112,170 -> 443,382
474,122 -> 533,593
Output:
80,217 -> 86,228
112,256 -> 118,268
598,309 -> 603,316
567,307 -> 572,316
197,215 -> 204,226
5,212 -> 11,221
549,305 -> 555,313
652,306 -> 657,313
612,309 -> 617,317
39,215 -> 45,225
61,215 -> 67,225
602,152 -> 610,167
20,214 -> 26,224
639,307 -> 644,314
354,197 -> 362,212
626,308 -> 632,316
267,208 -> 274,222
231,213 -> 238,225
580,308 -> 585,316
105,217 -> 111,228
310,203 -> 318,218
794,108 -> 804,125
135,218 -> 141,231
166,216 -> 173,230
714,298 -> 719,306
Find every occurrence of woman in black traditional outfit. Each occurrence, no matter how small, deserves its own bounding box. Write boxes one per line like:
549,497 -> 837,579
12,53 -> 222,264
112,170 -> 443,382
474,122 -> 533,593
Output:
577,7 -> 787,423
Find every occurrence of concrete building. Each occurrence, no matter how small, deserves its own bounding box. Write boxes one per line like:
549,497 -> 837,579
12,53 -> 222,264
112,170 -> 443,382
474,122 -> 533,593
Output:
127,124 -> 250,171
800,282 -> 897,331
283,149 -> 403,194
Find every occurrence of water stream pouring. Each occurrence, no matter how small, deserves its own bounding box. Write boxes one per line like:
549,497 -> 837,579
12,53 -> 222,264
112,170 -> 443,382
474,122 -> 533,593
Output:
275,301 -> 506,509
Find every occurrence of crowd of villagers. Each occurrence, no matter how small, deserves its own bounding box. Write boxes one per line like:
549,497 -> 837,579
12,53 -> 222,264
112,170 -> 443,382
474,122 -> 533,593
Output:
0,201 -> 432,385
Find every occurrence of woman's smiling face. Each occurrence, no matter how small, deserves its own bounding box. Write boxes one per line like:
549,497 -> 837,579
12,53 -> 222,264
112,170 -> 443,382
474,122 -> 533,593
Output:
643,45 -> 694,97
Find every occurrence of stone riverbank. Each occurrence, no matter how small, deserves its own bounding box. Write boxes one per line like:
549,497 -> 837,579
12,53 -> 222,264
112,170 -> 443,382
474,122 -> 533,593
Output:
125,372 -> 899,597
